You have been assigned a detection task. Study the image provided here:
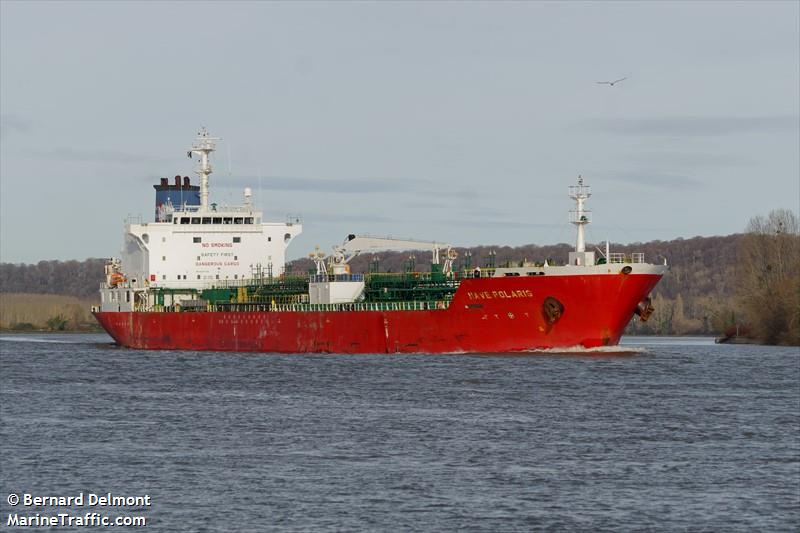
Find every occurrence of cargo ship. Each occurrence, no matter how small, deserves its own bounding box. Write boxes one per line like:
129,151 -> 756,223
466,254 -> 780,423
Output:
93,129 -> 667,353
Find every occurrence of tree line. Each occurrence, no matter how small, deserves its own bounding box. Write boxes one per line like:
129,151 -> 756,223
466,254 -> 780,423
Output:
0,258 -> 108,299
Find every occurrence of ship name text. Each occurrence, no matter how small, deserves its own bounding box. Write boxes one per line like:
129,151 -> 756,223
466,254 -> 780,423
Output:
467,290 -> 533,300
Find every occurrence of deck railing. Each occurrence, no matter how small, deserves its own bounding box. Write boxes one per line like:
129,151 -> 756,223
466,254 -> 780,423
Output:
216,300 -> 451,313
608,253 -> 646,264
141,299 -> 452,313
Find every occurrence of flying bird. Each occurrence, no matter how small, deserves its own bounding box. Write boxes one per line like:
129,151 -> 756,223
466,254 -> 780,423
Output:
596,77 -> 627,86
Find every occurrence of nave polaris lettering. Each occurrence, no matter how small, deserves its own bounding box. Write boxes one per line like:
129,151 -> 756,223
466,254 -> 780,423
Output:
93,130 -> 667,353
467,289 -> 534,300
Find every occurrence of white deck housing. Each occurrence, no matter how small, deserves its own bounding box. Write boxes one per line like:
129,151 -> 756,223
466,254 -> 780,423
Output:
99,129 -> 302,312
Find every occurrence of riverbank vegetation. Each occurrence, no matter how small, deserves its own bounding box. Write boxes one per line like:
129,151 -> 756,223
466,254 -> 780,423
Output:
736,209 -> 799,345
0,293 -> 100,332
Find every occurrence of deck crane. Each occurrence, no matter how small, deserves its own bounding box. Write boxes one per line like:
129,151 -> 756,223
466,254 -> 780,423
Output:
327,234 -> 458,276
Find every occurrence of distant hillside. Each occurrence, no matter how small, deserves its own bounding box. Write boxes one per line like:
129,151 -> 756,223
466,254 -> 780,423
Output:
0,235 -> 744,335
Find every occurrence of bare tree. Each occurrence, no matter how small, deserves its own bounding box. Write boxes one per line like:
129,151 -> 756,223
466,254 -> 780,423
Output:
738,209 -> 800,345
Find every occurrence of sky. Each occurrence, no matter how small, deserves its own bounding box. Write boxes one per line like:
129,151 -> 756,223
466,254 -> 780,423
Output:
1,0 -> 798,264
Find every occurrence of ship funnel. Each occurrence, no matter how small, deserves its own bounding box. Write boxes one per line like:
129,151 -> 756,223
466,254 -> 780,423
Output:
154,176 -> 200,221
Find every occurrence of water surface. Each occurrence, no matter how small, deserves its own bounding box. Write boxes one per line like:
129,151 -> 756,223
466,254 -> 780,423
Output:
1,334 -> 798,531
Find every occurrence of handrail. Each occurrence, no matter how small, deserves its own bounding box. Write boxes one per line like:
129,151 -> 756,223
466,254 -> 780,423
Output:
138,299 -> 452,313
174,204 -> 256,214
608,252 -> 646,264
309,274 -> 365,283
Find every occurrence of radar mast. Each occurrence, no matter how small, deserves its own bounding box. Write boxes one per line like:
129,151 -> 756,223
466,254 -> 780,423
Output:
568,175 -> 594,266
188,127 -> 221,210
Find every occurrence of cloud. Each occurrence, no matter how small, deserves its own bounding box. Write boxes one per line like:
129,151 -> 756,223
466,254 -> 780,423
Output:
402,200 -> 445,209
436,217 -> 563,230
588,115 -> 799,136
21,147 -> 172,164
604,171 -> 701,189
630,151 -> 753,168
0,114 -> 35,138
305,212 -> 396,224
218,176 -> 481,200
218,175 -> 416,194
449,189 -> 480,199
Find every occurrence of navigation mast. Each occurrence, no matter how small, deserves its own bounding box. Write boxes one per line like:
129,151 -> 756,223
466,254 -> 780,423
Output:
569,175 -> 591,252
188,127 -> 221,210
568,175 -> 594,266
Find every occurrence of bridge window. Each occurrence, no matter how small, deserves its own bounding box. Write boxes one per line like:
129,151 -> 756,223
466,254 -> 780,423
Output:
234,217 -> 243,224
233,237 -> 241,243
223,217 -> 232,224
202,217 -> 211,224
193,237 -> 201,243
213,217 -> 222,224
191,217 -> 200,224
180,217 -> 190,224
244,217 -> 253,224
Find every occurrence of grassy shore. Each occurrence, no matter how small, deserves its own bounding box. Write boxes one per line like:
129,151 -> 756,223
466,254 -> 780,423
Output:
0,293 -> 100,331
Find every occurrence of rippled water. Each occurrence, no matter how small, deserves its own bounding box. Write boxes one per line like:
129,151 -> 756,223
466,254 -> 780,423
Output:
1,334 -> 798,531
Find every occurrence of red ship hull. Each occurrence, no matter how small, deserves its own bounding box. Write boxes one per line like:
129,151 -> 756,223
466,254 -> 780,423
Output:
94,273 -> 661,353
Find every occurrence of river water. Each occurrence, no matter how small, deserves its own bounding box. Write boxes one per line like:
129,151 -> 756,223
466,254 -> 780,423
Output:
1,334 -> 798,531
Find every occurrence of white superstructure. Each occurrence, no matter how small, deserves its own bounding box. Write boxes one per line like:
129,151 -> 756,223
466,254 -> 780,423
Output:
100,129 -> 301,311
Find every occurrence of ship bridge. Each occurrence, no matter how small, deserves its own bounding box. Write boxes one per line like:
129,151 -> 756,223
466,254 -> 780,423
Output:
100,129 -> 302,312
